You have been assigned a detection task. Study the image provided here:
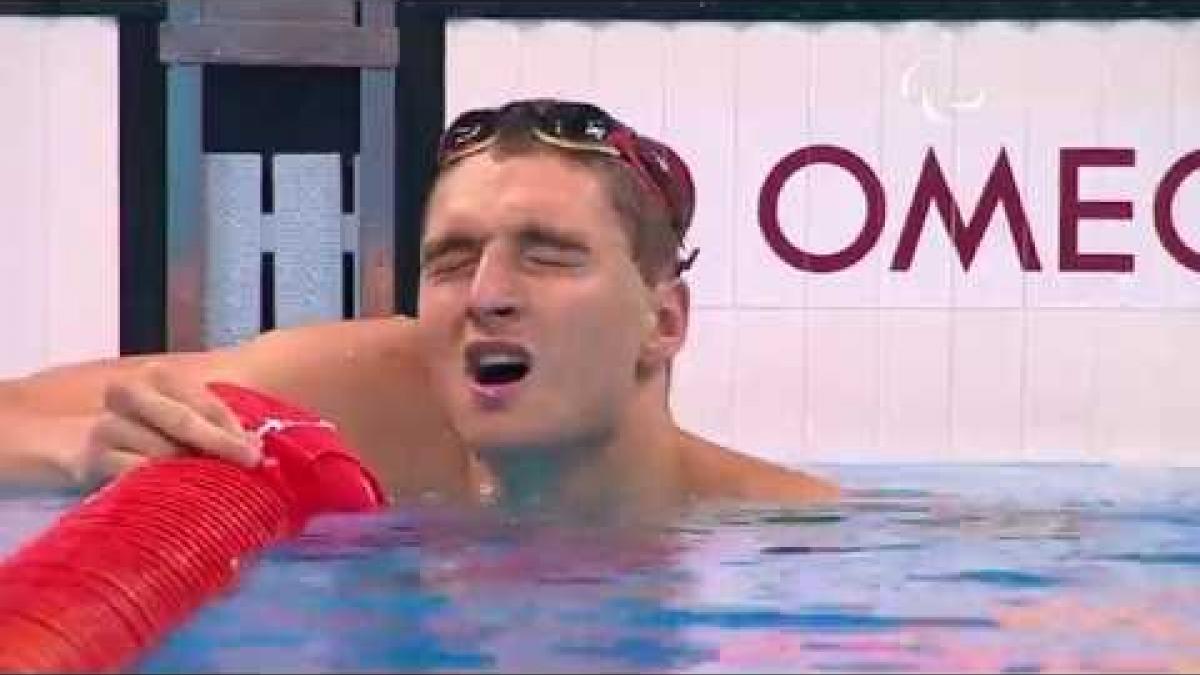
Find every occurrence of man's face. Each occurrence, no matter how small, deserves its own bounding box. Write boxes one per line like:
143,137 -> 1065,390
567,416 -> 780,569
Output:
417,151 -> 663,456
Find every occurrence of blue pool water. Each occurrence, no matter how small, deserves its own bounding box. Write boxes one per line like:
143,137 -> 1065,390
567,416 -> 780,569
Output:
3,464 -> 1198,673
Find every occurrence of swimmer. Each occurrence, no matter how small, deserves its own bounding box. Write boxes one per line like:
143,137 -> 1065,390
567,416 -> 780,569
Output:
0,99 -> 837,520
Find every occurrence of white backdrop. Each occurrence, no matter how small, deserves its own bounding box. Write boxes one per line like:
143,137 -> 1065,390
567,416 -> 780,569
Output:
446,19 -> 1200,466
0,16 -> 119,377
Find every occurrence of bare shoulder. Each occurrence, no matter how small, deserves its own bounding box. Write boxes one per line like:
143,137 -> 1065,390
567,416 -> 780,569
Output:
679,432 -> 840,504
231,317 -> 424,389
225,315 -> 437,419
235,316 -> 469,499
0,320 -> 417,417
241,315 -> 421,361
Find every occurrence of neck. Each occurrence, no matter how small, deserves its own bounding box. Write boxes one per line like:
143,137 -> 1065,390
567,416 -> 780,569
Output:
475,388 -> 686,523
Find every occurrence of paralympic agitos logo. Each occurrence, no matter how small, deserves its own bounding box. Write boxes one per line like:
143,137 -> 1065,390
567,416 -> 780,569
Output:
757,145 -> 1200,274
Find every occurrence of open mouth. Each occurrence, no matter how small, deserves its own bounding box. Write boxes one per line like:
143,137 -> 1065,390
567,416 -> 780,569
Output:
466,341 -> 532,387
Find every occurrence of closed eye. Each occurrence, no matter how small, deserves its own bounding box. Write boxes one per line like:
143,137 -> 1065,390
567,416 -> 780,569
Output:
519,227 -> 589,269
526,244 -> 587,267
422,250 -> 477,280
421,230 -> 484,280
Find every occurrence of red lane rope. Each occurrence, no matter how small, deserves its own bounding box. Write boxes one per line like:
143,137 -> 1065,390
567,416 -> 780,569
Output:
0,383 -> 387,672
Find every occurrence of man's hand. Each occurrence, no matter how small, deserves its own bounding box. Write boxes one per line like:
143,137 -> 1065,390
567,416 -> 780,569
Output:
78,364 -> 263,484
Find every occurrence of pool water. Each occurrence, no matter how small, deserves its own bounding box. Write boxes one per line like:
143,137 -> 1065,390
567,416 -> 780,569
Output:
3,464 -> 1198,673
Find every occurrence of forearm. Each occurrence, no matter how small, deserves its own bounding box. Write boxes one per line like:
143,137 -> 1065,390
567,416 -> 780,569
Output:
8,354 -> 167,415
0,329 -> 324,487
0,355 -> 166,486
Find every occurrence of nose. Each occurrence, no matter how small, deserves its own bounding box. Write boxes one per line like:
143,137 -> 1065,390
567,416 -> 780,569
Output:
467,247 -> 523,327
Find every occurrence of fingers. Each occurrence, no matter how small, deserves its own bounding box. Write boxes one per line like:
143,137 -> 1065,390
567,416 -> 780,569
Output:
90,411 -> 185,462
91,448 -> 149,484
75,365 -> 274,487
83,411 -> 249,486
146,365 -> 246,438
103,372 -> 262,468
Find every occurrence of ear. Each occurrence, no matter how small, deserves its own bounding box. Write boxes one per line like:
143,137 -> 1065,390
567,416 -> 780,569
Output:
639,278 -> 690,372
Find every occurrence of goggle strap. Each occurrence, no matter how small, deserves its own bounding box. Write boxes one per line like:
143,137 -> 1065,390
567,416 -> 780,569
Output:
607,128 -> 677,220
677,247 -> 700,277
438,133 -> 499,166
531,127 -> 622,157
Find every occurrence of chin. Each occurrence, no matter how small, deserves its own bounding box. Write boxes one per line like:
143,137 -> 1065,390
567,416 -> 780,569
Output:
456,419 -> 559,456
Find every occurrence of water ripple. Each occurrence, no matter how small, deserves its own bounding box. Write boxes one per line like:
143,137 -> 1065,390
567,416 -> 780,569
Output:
761,543 -> 922,555
619,603 -> 996,632
1093,552 -> 1200,566
909,568 -> 1066,588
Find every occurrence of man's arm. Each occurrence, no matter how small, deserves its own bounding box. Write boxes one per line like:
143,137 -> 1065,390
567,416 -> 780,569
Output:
4,353 -> 194,414
0,349 -> 255,486
0,316 -> 464,495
